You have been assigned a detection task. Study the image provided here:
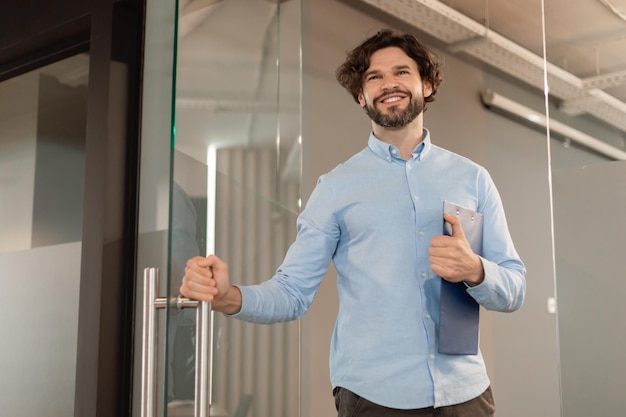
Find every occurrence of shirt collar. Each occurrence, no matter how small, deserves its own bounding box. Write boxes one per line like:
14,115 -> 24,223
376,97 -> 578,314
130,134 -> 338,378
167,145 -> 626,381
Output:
367,128 -> 432,162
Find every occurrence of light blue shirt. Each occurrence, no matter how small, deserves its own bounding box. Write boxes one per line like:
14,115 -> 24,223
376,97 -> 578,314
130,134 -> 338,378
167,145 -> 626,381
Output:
232,129 -> 526,409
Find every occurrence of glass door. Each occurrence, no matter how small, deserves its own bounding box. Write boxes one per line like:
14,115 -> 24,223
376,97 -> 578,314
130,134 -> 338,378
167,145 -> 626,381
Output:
135,0 -> 302,416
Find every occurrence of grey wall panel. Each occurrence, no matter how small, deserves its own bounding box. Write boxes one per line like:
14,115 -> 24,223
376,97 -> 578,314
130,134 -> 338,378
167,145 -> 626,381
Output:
553,161 -> 626,417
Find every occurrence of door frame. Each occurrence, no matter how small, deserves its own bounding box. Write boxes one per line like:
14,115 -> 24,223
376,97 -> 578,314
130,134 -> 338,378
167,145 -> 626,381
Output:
0,1 -> 145,416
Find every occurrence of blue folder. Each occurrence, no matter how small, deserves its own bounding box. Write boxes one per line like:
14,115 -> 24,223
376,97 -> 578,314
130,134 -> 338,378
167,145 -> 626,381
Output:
438,201 -> 482,355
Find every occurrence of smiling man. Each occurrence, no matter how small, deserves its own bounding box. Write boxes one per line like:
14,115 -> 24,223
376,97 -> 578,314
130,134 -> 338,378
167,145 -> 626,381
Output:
180,29 -> 526,417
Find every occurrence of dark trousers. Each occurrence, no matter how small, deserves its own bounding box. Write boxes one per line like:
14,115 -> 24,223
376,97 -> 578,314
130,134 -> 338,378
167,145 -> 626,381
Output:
334,386 -> 495,417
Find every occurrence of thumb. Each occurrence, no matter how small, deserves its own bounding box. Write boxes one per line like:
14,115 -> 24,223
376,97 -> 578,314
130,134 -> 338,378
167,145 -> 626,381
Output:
444,212 -> 466,238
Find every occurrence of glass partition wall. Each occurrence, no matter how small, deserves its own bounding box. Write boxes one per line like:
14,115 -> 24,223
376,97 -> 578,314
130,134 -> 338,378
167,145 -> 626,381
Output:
136,0 -> 302,416
543,1 -> 626,416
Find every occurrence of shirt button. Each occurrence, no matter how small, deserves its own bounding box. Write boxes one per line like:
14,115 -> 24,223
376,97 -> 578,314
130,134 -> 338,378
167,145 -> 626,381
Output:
421,271 -> 427,278
414,195 -> 419,201
425,314 -> 431,320
391,149 -> 398,154
418,231 -> 424,236
429,353 -> 436,360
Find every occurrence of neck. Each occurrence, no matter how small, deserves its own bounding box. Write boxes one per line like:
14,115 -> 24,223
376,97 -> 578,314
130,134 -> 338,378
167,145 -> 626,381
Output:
371,116 -> 424,160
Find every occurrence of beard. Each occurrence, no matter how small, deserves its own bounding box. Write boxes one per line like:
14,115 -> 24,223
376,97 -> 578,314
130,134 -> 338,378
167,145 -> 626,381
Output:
364,91 -> 424,128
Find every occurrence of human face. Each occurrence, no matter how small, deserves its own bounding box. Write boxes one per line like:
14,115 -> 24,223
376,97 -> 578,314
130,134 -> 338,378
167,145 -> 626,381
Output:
358,47 -> 433,128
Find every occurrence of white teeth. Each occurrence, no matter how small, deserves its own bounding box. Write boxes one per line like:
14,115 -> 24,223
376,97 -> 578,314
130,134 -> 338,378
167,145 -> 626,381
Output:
382,96 -> 402,103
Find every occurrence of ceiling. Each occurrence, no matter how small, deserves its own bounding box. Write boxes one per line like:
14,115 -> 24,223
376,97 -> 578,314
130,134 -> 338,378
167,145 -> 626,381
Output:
159,0 -> 626,156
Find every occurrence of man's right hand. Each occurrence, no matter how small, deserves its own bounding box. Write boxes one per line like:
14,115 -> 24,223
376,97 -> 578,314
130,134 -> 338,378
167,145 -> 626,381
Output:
180,255 -> 242,315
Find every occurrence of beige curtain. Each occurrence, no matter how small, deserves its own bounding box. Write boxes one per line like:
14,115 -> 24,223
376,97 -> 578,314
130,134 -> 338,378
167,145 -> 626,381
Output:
212,146 -> 300,417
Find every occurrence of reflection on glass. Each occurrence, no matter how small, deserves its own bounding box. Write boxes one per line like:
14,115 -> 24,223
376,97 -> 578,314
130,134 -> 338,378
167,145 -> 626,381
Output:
0,54 -> 89,417
167,0 -> 301,416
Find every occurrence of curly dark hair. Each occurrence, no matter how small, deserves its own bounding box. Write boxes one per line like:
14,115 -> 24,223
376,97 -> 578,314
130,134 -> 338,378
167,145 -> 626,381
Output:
336,29 -> 443,108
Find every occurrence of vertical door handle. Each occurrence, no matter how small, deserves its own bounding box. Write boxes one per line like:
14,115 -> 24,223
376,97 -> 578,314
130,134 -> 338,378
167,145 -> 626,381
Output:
141,267 -> 212,417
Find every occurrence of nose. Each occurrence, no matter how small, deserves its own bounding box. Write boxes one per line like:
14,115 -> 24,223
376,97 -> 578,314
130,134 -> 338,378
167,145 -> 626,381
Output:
381,75 -> 400,90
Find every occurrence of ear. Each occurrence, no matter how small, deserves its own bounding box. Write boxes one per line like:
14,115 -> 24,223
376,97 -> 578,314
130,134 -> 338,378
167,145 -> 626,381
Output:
357,91 -> 366,108
423,80 -> 433,98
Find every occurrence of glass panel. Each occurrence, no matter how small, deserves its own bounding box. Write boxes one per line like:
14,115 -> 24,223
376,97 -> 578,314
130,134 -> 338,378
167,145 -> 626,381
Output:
166,0 -> 302,416
0,53 -> 89,417
543,1 -> 626,415
133,0 -> 178,414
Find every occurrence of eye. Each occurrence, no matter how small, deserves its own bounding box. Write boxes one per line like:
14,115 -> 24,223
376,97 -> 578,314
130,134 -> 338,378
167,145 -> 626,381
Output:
366,74 -> 381,81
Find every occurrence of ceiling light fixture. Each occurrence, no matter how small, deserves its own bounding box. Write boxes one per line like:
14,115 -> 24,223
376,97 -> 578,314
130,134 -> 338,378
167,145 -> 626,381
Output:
480,89 -> 626,160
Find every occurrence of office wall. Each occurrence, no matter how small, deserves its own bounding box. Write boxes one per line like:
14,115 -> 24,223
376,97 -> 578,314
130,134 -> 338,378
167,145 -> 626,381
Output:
553,162 -> 626,417
300,1 -> 561,416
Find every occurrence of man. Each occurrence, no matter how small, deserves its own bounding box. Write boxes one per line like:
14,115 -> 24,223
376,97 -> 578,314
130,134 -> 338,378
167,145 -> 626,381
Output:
180,29 -> 526,417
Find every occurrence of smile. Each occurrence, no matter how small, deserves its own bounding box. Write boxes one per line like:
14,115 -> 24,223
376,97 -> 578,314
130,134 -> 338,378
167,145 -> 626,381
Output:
381,96 -> 403,103
377,93 -> 408,105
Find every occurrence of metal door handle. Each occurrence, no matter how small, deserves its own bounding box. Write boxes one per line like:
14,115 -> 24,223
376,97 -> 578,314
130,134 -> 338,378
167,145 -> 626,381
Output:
141,267 -> 212,417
